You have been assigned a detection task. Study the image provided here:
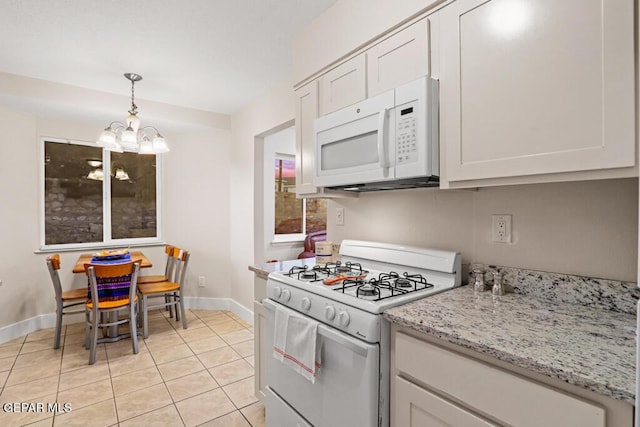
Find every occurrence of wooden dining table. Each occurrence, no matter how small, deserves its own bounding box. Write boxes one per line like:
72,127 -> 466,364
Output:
72,251 -> 153,273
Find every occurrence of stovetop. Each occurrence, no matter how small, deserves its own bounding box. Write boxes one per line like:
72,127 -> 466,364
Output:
284,261 -> 434,302
268,240 -> 462,314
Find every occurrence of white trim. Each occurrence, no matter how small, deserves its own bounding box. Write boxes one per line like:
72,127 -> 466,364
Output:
183,297 -> 254,325
0,299 -> 254,345
271,234 -> 305,245
0,313 -> 58,345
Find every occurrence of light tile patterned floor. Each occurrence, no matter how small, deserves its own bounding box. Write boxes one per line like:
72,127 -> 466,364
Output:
0,309 -> 265,427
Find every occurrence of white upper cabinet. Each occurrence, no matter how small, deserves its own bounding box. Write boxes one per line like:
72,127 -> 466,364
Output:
295,81 -> 320,196
439,0 -> 635,184
319,54 -> 367,116
367,18 -> 430,97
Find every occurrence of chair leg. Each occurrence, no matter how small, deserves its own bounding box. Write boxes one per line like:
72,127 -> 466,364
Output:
179,291 -> 187,330
54,305 -> 63,349
89,310 -> 99,365
143,295 -> 150,339
84,312 -> 90,350
173,292 -> 180,322
130,303 -> 139,355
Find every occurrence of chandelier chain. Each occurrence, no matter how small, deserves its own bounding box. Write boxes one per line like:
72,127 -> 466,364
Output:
129,78 -> 138,116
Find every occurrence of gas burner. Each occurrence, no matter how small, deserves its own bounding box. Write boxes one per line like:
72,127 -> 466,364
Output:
395,278 -> 412,288
312,265 -> 331,276
325,261 -> 366,276
300,271 -> 318,280
357,284 -> 380,299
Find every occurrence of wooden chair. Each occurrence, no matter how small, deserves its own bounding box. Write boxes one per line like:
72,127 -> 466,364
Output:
84,261 -> 140,365
137,244 -> 175,285
138,248 -> 189,339
46,254 -> 88,349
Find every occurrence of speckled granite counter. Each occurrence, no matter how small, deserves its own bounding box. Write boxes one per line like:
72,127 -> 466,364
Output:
384,283 -> 637,405
249,258 -> 317,280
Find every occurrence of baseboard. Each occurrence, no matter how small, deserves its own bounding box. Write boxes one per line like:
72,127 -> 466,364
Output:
0,298 -> 254,345
0,313 -> 57,344
183,297 -> 254,325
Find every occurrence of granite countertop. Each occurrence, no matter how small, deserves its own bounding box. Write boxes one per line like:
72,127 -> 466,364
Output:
249,258 -> 317,280
384,285 -> 637,405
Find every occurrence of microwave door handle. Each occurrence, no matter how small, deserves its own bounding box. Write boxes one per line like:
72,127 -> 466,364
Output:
377,108 -> 389,169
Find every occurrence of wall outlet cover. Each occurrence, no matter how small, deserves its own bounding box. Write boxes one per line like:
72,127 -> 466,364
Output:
336,207 -> 345,226
492,214 -> 512,243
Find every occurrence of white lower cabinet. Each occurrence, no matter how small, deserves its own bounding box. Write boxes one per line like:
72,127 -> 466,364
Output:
395,376 -> 497,427
253,276 -> 267,402
392,327 -> 632,427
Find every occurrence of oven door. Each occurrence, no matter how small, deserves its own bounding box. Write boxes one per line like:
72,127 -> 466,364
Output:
314,89 -> 396,188
263,298 -> 380,427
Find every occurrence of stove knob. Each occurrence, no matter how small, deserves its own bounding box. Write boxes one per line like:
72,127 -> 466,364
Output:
301,297 -> 311,312
281,289 -> 291,302
338,311 -> 350,327
273,286 -> 282,299
325,305 -> 336,320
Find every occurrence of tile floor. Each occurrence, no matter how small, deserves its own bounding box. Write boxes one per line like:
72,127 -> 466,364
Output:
0,309 -> 265,427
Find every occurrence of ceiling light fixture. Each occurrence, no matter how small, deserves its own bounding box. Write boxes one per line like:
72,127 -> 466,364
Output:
97,73 -> 170,155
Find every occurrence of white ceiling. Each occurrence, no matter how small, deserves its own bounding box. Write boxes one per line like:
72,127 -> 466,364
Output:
0,0 -> 337,115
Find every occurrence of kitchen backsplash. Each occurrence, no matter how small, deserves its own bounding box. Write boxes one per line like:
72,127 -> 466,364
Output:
470,263 -> 639,315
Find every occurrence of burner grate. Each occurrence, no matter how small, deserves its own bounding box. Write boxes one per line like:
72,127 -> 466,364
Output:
337,272 -> 434,301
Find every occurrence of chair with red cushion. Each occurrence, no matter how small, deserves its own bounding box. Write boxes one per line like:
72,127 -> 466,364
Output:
297,230 -> 327,259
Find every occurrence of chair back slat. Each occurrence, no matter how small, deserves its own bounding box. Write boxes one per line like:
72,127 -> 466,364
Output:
46,254 -> 63,301
171,248 -> 190,285
163,245 -> 175,277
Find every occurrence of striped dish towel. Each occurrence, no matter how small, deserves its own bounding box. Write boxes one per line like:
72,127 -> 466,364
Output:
273,305 -> 321,383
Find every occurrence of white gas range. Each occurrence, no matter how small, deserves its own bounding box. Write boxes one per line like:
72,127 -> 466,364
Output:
264,240 -> 461,427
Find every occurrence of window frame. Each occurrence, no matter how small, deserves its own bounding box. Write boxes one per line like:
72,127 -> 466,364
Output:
272,152 -> 305,244
39,137 -> 164,251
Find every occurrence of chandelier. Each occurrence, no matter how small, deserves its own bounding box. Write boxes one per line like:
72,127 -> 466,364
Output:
97,73 -> 169,155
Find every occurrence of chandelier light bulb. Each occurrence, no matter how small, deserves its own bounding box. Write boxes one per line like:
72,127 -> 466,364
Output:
152,134 -> 170,153
139,137 -> 154,155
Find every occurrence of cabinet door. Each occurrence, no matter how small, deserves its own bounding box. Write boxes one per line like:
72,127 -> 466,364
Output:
319,54 -> 366,116
295,81 -> 320,196
395,332 -> 606,427
394,376 -> 497,427
367,18 -> 430,97
440,0 -> 635,183
253,300 -> 267,402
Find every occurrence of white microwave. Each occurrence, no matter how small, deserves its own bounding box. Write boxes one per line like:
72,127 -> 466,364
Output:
314,75 -> 439,192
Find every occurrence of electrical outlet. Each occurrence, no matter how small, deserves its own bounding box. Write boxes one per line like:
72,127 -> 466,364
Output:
198,276 -> 206,288
492,214 -> 512,243
336,207 -> 345,226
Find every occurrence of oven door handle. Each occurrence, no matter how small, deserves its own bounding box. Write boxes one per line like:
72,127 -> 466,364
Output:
317,324 -> 369,357
264,298 -> 371,358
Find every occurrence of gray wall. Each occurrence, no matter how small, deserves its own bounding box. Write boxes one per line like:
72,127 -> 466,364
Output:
328,178 -> 638,282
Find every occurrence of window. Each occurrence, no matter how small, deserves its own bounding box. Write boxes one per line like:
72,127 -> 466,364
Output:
41,138 -> 161,249
274,154 -> 326,239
